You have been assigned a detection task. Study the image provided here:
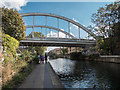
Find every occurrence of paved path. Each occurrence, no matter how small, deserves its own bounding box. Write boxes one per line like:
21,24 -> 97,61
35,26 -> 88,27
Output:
19,62 -> 64,88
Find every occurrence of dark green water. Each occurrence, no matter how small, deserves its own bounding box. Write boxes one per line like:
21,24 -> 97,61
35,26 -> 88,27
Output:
49,58 -> 120,88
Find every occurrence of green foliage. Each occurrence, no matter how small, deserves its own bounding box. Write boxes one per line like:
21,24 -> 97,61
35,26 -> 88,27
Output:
60,47 -> 68,55
2,63 -> 35,89
33,54 -> 40,64
2,34 -> 19,60
113,22 -> 120,42
26,32 -> 44,38
70,52 -> 85,60
91,2 -> 120,55
98,38 -> 116,55
27,32 -> 47,55
1,8 -> 39,89
35,46 -> 47,55
2,7 -> 26,41
19,49 -> 33,62
2,48 -> 37,88
89,54 -> 99,60
48,52 -> 58,59
91,2 -> 120,38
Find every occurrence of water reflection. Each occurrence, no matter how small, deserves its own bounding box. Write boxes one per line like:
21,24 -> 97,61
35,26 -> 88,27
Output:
49,58 -> 120,88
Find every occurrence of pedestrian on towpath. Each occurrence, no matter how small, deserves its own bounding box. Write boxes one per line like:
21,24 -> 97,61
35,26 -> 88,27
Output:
41,55 -> 44,64
45,53 -> 48,63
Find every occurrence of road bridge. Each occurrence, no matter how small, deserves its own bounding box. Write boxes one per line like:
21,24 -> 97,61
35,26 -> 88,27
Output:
20,38 -> 96,47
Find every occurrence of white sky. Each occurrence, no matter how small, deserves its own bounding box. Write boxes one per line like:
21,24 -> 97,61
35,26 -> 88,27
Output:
0,0 -> 28,10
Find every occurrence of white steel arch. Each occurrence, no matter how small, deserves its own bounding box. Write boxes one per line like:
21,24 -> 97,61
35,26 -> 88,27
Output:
26,25 -> 76,38
21,13 -> 97,39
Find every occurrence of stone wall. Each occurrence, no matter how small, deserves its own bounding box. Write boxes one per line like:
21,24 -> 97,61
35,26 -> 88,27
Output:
97,55 -> 120,63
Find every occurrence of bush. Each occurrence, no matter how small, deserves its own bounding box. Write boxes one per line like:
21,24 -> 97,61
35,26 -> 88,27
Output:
2,64 -> 35,89
19,49 -> 32,62
70,52 -> 85,60
89,54 -> 99,60
2,49 -> 36,88
33,55 -> 40,64
49,53 -> 58,59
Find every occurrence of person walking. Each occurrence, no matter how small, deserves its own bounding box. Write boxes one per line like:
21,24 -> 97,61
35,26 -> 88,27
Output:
39,55 -> 41,63
45,53 -> 48,63
41,55 -> 44,64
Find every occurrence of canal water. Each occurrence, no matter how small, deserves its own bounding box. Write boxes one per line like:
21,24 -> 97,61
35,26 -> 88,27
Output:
49,58 -> 120,88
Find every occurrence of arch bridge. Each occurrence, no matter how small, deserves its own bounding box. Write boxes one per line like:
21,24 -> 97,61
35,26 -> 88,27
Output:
20,13 -> 97,47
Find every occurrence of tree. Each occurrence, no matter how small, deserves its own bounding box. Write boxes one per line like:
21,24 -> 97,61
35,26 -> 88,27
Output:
26,32 -> 44,38
61,47 -> 68,55
91,2 -> 120,38
2,7 -> 26,41
91,2 -> 120,55
27,32 -> 47,55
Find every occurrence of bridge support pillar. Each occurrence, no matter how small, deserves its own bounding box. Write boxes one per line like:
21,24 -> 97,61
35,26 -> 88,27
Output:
76,47 -> 77,52
70,47 -> 71,54
60,47 -> 61,54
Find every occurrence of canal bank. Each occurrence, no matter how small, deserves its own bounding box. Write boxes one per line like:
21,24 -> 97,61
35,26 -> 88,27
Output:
69,52 -> 120,64
19,62 -> 64,88
96,55 -> 120,64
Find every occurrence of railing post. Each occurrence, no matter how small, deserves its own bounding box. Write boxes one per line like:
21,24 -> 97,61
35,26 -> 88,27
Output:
68,22 -> 70,38
32,16 -> 34,38
50,29 -> 51,38
46,16 -> 47,38
57,18 -> 59,39
78,27 -> 80,40
41,27 -> 42,37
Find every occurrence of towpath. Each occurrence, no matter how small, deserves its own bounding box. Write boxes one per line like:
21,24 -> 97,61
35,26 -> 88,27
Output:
19,62 -> 64,88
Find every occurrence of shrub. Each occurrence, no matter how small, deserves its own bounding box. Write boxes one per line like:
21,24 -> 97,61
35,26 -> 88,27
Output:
89,54 -> 99,60
70,52 -> 85,60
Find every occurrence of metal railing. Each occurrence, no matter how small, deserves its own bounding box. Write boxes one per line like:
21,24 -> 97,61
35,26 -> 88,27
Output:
24,37 -> 96,43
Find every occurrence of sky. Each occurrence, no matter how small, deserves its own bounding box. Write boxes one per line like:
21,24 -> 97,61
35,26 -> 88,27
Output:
18,2 -> 112,38
0,0 -> 116,51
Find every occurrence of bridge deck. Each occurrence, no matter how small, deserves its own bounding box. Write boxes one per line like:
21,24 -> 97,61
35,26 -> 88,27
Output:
19,62 -> 64,88
20,38 -> 96,47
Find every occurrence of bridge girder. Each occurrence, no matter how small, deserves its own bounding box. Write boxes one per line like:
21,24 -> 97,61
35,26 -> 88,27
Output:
20,39 -> 96,47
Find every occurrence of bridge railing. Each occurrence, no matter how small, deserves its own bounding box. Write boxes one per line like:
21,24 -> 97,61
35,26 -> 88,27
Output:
25,37 -> 96,43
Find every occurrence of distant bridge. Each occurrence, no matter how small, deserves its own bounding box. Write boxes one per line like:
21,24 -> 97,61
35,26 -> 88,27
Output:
20,13 -> 97,47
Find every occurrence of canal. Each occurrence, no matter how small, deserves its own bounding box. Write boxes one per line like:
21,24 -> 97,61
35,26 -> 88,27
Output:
49,58 -> 120,88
